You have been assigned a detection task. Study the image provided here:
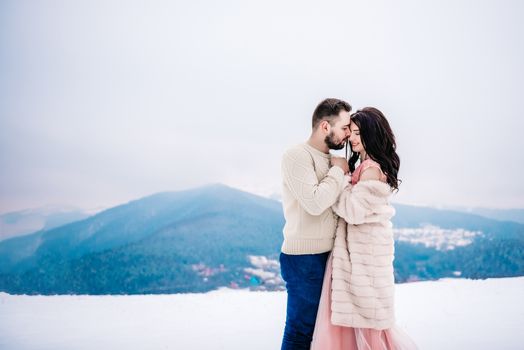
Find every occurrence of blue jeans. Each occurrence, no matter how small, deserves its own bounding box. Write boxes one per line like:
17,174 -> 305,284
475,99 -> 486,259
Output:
280,251 -> 330,350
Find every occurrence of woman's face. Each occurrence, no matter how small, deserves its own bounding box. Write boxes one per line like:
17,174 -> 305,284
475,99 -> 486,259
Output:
348,121 -> 364,153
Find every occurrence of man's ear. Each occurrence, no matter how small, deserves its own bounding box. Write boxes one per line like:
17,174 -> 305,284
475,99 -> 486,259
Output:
320,120 -> 331,134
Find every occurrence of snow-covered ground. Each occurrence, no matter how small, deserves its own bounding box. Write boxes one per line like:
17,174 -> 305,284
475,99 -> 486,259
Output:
1,277 -> 523,350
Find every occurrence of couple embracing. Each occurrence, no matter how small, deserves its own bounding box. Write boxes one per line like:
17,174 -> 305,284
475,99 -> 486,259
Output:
280,98 -> 418,350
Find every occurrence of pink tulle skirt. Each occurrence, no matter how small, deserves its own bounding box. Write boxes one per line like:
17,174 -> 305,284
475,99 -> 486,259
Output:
311,253 -> 418,350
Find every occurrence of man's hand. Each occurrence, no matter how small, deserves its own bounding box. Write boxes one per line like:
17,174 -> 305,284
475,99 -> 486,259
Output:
330,156 -> 349,174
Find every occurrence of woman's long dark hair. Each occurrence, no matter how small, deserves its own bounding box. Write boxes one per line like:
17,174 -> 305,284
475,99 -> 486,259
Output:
346,107 -> 401,191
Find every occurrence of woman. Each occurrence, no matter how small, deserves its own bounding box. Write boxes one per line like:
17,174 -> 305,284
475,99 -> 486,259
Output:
311,107 -> 418,350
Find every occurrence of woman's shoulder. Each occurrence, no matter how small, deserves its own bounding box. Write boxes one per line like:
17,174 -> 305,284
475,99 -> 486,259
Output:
360,159 -> 387,182
361,158 -> 381,169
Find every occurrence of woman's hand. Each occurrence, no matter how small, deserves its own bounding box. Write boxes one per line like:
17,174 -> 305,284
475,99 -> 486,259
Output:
331,156 -> 349,174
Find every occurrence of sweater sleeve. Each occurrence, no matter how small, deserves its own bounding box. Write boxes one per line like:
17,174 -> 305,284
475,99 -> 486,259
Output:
332,181 -> 395,225
282,147 -> 345,216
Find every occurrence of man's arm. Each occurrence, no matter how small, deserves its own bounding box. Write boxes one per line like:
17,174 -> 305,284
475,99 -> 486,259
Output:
282,148 -> 346,216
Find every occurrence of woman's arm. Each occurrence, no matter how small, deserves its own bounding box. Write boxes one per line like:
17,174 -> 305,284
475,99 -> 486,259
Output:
332,176 -> 393,225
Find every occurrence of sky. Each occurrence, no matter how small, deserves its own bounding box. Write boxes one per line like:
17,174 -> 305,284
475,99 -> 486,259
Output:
1,0 -> 523,213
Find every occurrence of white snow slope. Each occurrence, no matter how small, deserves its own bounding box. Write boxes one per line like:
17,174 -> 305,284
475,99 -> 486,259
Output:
1,277 -> 523,350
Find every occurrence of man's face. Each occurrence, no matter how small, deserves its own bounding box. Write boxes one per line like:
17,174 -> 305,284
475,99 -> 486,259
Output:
324,110 -> 351,150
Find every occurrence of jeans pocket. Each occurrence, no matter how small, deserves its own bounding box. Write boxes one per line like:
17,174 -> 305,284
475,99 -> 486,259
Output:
280,253 -> 298,282
281,253 -> 326,283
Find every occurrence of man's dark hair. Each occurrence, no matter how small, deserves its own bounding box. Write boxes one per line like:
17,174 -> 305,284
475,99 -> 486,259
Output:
312,98 -> 352,129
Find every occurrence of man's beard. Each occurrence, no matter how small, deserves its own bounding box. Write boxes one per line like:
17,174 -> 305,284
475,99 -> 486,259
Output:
325,132 -> 346,150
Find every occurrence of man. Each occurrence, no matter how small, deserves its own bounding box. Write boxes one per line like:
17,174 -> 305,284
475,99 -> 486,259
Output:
280,98 -> 352,349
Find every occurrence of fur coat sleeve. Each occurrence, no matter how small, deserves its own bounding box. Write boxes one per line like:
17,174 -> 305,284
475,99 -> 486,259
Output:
332,180 -> 395,225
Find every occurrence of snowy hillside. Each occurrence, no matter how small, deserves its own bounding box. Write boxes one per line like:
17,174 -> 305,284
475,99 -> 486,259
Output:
1,277 -> 522,350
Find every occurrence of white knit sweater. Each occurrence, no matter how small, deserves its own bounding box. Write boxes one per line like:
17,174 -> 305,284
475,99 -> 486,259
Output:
330,180 -> 396,330
280,143 -> 346,254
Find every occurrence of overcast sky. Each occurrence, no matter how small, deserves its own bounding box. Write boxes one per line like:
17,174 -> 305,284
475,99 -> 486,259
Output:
1,0 -> 523,213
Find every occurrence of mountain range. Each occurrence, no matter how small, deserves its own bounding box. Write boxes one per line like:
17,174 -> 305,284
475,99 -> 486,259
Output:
0,184 -> 522,294
0,206 -> 91,242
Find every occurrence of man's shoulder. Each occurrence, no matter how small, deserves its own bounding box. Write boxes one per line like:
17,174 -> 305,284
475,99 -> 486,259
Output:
283,143 -> 310,160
